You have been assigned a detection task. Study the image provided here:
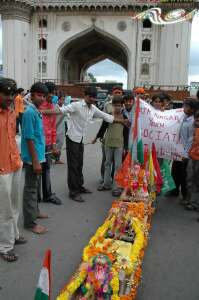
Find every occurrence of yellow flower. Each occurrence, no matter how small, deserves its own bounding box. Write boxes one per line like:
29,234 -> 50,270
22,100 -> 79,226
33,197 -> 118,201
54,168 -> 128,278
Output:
56,268 -> 87,300
57,185 -> 156,300
110,268 -> 120,300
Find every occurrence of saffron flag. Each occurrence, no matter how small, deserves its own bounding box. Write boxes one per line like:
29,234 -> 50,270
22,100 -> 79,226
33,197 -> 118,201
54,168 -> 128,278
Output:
148,150 -> 156,201
115,152 -> 132,188
131,98 -> 144,164
34,249 -> 51,300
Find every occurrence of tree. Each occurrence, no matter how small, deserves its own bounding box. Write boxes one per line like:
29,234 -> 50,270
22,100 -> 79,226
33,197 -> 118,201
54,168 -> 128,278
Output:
88,72 -> 97,83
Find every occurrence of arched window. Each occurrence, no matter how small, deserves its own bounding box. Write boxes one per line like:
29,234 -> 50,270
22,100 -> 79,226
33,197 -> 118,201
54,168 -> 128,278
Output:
39,19 -> 47,28
141,63 -> 149,75
39,38 -> 47,50
142,39 -> 151,52
143,19 -> 152,28
39,62 -> 47,74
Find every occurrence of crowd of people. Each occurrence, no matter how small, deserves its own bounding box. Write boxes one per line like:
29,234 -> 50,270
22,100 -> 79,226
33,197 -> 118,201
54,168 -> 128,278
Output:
1,76 -> 199,263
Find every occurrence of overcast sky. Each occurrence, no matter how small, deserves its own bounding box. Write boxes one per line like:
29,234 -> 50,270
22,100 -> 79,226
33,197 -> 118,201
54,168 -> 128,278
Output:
0,15 -> 198,86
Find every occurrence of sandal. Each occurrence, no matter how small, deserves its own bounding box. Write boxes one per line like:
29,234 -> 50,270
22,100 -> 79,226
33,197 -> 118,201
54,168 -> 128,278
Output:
97,185 -> 112,191
1,250 -> 18,262
185,204 -> 196,211
15,236 -> 27,245
179,199 -> 189,206
112,189 -> 122,197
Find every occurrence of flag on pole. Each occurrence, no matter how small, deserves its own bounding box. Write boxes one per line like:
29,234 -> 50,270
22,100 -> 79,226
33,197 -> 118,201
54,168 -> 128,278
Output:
34,249 -> 51,300
148,150 -> 156,201
152,143 -> 163,193
131,97 -> 144,164
144,144 -> 149,170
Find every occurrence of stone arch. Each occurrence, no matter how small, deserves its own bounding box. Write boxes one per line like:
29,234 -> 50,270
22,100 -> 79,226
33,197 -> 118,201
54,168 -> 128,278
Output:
57,26 -> 130,82
80,55 -> 127,82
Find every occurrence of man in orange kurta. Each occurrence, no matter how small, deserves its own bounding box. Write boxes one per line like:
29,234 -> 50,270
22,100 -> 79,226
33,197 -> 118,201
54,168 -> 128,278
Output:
0,78 -> 26,263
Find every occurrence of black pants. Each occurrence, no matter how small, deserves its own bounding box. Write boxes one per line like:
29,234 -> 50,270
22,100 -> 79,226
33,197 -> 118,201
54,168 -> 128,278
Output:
66,136 -> 84,196
16,112 -> 23,133
39,145 -> 53,201
171,160 -> 188,199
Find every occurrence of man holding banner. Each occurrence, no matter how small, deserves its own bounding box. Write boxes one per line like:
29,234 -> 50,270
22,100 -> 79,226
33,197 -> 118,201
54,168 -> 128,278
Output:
168,99 -> 199,203
139,97 -> 199,201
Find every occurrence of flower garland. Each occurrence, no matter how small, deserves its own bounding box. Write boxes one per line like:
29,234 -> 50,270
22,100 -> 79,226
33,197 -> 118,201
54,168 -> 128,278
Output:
57,193 -> 154,300
57,266 -> 87,300
126,217 -> 145,275
110,268 -> 120,300
82,217 -> 115,263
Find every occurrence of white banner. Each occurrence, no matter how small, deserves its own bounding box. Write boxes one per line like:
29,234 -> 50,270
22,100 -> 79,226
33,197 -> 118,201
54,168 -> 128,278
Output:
140,100 -> 185,160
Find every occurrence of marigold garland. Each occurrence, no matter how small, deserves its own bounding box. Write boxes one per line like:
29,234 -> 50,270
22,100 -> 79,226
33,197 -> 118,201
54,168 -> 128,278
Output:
57,266 -> 87,300
57,182 -> 156,300
110,268 -> 120,300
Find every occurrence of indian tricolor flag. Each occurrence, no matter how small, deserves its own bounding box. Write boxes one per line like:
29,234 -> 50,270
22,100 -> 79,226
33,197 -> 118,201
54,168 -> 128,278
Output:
34,250 -> 51,300
131,97 -> 144,164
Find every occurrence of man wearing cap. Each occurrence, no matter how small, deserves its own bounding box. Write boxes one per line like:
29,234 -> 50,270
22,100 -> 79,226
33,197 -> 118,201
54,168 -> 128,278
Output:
42,86 -> 129,202
134,87 -> 145,100
0,78 -> 26,262
21,82 -> 49,234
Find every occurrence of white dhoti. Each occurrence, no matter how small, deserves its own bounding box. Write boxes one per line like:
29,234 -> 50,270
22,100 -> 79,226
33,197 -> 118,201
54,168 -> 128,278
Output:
0,168 -> 22,254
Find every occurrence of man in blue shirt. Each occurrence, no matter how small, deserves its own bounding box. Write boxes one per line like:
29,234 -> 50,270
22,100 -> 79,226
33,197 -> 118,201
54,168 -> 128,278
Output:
22,82 -> 49,234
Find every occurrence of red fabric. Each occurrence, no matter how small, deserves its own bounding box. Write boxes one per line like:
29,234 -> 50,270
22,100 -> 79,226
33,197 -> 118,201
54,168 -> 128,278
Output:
40,101 -> 56,146
133,97 -> 140,141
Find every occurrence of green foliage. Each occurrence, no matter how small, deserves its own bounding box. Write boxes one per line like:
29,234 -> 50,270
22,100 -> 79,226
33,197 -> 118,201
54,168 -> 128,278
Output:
88,73 -> 97,83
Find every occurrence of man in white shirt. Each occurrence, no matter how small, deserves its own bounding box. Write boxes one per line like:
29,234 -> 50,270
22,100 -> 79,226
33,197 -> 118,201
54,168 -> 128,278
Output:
42,86 -> 129,202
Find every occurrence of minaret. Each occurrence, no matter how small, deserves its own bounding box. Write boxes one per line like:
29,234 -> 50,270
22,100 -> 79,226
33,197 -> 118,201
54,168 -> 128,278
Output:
0,0 -> 32,89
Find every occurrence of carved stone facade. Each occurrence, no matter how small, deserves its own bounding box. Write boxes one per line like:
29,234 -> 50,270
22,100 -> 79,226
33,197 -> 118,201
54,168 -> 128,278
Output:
0,0 -> 195,89
0,1 -> 32,22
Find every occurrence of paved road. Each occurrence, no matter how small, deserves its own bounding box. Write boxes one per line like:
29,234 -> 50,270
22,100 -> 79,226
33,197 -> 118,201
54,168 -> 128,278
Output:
1,121 -> 199,300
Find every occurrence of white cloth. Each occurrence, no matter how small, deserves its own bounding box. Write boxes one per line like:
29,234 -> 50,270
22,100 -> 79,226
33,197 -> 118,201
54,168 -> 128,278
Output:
0,168 -> 22,254
23,93 -> 32,106
60,100 -> 114,143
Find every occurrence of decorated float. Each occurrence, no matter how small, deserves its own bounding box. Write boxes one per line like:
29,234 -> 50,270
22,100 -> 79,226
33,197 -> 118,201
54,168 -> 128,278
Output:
57,97 -> 165,300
